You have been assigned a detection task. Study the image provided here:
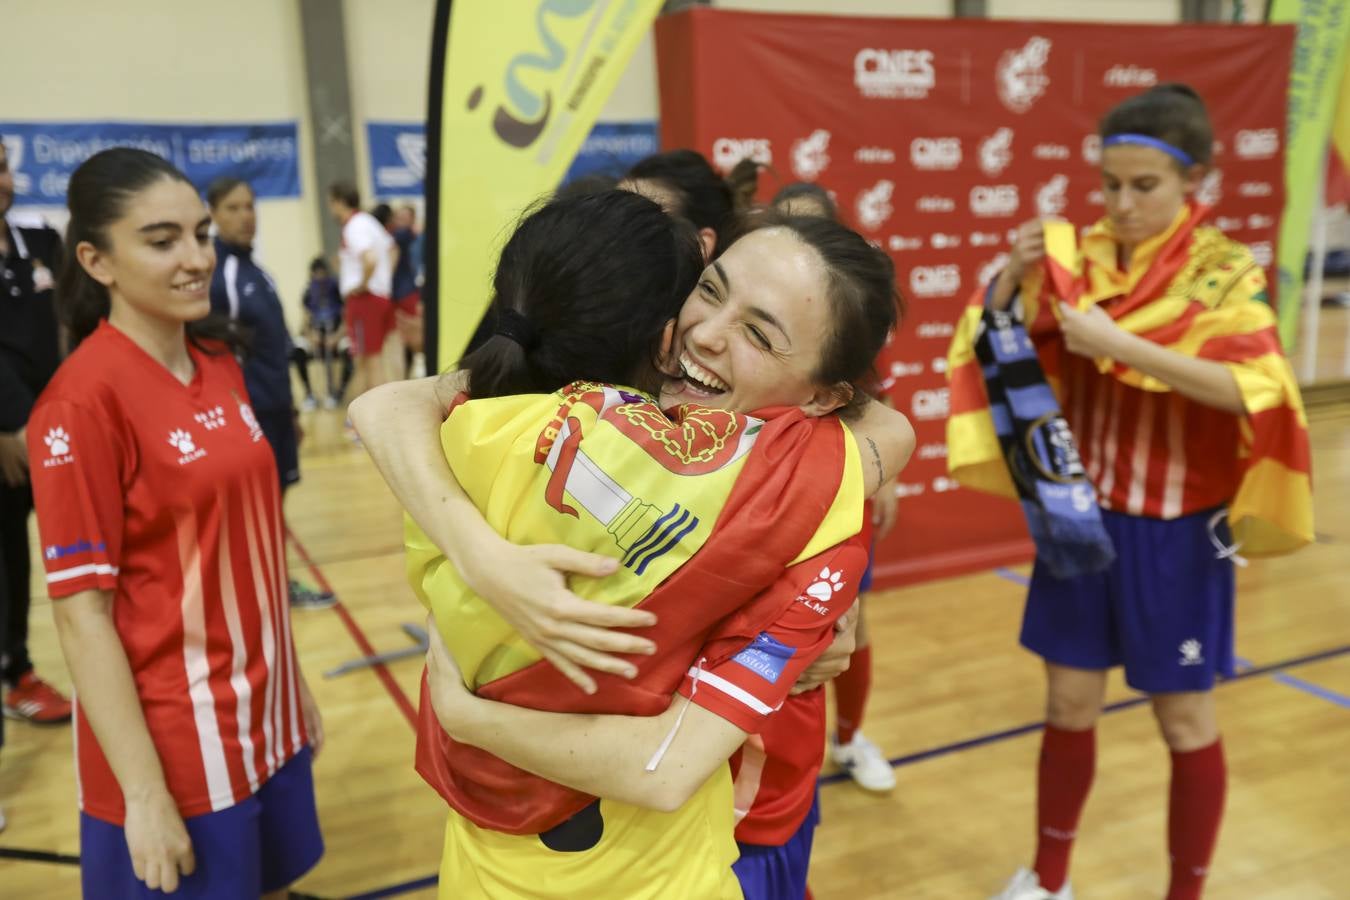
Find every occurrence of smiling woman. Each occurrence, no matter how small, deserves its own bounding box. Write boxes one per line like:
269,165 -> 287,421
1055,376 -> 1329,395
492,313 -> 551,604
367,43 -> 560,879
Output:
26,148 -> 325,899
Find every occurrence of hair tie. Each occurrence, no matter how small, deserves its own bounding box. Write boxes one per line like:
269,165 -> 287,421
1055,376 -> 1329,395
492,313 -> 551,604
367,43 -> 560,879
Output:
494,307 -> 538,350
1101,133 -> 1196,168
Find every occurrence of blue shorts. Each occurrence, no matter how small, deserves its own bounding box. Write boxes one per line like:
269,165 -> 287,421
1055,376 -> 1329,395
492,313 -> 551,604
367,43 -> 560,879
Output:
1021,506 -> 1235,694
80,747 -> 323,898
257,407 -> 300,490
733,790 -> 821,900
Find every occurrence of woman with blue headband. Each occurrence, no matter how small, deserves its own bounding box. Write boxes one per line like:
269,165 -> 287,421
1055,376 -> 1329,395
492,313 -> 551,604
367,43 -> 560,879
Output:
947,84 -> 1311,900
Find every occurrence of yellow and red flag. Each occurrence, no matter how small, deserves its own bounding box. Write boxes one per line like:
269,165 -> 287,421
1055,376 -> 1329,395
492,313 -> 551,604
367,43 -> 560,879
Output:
948,203 -> 1313,557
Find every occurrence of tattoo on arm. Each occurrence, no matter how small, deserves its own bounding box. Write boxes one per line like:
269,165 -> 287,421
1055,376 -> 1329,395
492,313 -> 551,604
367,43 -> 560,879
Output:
865,437 -> 884,492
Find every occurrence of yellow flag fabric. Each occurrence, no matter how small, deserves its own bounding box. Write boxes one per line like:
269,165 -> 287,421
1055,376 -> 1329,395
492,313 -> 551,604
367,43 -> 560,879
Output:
425,0 -> 663,370
946,206 -> 1312,557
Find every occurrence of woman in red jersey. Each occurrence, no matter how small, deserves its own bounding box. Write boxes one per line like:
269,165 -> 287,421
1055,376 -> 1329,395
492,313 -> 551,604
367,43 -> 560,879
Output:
27,149 -> 323,899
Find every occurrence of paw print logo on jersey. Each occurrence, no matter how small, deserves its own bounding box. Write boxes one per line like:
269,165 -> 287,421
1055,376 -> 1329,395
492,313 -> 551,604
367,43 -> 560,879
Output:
45,427 -> 71,457
799,567 -> 846,615
168,429 -> 208,464
1179,639 -> 1204,666
42,427 -> 75,468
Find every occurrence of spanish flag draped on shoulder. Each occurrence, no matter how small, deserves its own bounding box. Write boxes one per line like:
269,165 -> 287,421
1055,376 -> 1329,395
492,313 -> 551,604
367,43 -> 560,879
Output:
423,1 -> 663,371
406,383 -> 863,831
947,203 -> 1312,558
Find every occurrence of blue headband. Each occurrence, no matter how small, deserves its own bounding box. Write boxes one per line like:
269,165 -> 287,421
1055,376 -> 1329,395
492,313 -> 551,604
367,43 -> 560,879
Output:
1102,133 -> 1195,167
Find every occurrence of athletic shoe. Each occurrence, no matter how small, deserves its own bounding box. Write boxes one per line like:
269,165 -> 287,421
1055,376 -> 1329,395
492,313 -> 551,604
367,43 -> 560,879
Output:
3,672 -> 73,724
300,395 -> 318,412
323,395 -> 339,410
990,867 -> 1074,900
289,579 -> 337,610
829,731 -> 896,792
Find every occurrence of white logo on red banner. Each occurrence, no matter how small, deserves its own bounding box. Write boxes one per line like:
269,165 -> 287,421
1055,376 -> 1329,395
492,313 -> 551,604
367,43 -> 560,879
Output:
931,232 -> 961,249
855,48 -> 936,99
888,235 -> 924,251
711,137 -> 772,172
971,184 -> 1020,217
917,321 -> 956,339
911,137 -> 962,170
912,388 -> 951,421
855,146 -> 897,164
1238,181 -> 1273,198
791,129 -> 832,180
1036,175 -> 1068,217
895,483 -> 926,499
890,361 -> 924,378
1103,64 -> 1157,88
1082,134 -> 1101,165
856,180 -> 896,230
933,475 -> 960,493
979,127 -> 1014,176
916,195 -> 956,213
1033,143 -> 1070,161
1215,216 -> 1243,231
970,231 -> 1001,247
917,443 -> 948,461
1195,170 -> 1223,206
1087,188 -> 1105,206
996,36 -> 1051,114
931,357 -> 948,374
1250,242 -> 1273,267
1247,213 -> 1274,229
978,253 -> 1012,287
910,265 -> 962,298
1236,129 -> 1279,160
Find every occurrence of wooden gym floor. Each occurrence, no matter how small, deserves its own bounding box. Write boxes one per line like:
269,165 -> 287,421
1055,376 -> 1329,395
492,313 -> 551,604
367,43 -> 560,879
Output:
2,398 -> 1347,899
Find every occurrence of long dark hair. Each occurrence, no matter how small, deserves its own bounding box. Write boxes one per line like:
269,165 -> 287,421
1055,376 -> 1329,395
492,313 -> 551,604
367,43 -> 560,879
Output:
624,149 -> 762,257
59,148 -> 243,352
461,189 -> 703,399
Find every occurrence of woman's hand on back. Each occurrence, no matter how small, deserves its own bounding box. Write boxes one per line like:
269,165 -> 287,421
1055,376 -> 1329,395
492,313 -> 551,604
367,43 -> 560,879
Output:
458,538 -> 659,695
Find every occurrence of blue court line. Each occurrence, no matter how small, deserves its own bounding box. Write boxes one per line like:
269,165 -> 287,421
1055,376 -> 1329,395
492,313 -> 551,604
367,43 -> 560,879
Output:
346,876 -> 439,900
1235,655 -> 1350,709
994,567 -> 1030,586
1270,673 -> 1350,708
819,642 -> 1350,787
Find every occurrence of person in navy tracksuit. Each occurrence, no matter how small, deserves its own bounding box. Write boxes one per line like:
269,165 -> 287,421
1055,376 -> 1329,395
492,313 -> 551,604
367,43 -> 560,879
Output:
207,177 -> 333,610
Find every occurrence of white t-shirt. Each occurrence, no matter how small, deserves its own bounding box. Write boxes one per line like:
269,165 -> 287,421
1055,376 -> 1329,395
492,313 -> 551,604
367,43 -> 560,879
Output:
339,210 -> 395,298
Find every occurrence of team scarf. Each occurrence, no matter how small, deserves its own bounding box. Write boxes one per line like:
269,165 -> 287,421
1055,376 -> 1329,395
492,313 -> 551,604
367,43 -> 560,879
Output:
972,295 -> 1115,578
948,202 -> 1313,557
406,381 -> 864,832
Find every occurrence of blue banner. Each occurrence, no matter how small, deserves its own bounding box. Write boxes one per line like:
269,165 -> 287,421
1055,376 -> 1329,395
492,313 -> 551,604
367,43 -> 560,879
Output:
366,120 -> 659,198
0,121 -> 301,204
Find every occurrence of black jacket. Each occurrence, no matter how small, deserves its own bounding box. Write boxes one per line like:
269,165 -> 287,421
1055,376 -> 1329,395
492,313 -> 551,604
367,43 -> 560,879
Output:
0,217 -> 63,431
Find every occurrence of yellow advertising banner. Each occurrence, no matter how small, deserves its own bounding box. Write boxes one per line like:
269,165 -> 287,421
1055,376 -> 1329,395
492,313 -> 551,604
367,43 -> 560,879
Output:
424,0 -> 663,370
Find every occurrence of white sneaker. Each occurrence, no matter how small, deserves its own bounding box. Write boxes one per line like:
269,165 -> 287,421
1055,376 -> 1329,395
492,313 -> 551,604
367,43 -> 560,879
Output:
829,731 -> 896,792
990,868 -> 1073,900
300,396 -> 318,412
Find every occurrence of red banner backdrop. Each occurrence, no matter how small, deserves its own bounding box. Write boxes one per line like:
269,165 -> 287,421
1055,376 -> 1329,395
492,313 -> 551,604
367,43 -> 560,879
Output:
655,9 -> 1294,588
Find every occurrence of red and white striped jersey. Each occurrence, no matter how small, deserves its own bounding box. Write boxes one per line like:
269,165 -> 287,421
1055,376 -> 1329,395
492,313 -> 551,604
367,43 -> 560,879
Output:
28,321 -> 306,825
1060,352 -> 1241,519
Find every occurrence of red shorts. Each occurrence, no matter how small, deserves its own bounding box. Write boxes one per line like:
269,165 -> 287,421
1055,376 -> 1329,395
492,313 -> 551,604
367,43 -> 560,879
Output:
345,292 -> 394,356
394,290 -> 421,317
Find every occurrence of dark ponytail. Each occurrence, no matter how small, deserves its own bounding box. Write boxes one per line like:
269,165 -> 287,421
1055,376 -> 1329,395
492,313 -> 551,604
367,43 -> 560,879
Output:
60,148 -> 243,352
460,189 -> 703,399
771,182 -> 838,221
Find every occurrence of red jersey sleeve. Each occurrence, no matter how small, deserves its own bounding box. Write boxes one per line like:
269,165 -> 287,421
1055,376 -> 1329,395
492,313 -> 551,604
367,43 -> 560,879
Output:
28,398 -> 129,598
677,538 -> 869,734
